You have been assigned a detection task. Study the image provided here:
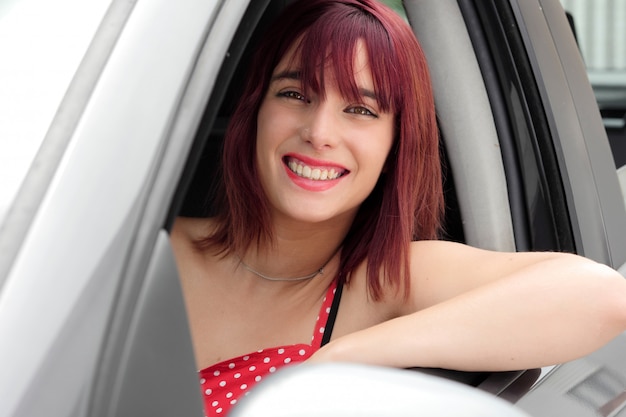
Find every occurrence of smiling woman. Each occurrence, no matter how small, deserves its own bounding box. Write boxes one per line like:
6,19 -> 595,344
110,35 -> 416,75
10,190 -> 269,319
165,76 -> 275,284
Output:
195,0 -> 440,299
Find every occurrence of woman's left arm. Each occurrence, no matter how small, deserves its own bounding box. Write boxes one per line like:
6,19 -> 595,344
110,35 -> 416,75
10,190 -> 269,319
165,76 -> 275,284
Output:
310,242 -> 626,371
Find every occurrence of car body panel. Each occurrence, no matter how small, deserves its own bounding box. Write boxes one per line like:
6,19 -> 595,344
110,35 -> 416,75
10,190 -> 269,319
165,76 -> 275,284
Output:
516,332 -> 626,416
0,0 -> 251,415
0,0 -> 112,223
1,0 -> 625,416
232,363 -> 532,417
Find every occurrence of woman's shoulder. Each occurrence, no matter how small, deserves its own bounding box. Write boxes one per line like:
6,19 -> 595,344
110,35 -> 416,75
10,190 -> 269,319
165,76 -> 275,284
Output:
408,239 -> 504,262
170,217 -> 225,282
407,239 -> 513,285
170,216 -> 219,255
410,238 -> 466,250
171,216 -> 215,240
408,239 -> 469,263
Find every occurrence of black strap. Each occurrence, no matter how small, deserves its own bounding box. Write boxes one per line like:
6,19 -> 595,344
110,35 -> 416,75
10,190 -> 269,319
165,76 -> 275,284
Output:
321,280 -> 343,346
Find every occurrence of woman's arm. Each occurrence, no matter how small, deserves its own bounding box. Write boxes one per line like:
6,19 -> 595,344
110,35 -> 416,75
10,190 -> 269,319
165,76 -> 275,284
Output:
310,242 -> 626,371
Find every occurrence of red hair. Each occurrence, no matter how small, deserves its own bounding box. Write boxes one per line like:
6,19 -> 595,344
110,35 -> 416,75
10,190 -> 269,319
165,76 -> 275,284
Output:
204,0 -> 443,300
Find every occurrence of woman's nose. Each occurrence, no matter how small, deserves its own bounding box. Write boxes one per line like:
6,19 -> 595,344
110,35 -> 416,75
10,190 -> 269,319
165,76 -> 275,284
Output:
300,104 -> 338,150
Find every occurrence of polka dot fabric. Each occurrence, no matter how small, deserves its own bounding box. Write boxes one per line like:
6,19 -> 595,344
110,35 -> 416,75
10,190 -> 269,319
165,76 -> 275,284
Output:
198,280 -> 338,416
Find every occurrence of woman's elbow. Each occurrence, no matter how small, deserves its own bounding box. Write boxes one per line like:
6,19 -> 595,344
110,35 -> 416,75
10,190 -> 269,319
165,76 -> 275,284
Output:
589,262 -> 626,334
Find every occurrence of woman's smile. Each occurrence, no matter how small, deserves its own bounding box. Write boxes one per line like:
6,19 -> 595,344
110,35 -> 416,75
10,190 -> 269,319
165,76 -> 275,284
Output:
284,157 -> 347,181
281,154 -> 350,192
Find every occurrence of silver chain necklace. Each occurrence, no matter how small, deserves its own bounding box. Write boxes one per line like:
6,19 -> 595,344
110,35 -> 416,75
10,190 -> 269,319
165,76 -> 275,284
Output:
237,254 -> 335,282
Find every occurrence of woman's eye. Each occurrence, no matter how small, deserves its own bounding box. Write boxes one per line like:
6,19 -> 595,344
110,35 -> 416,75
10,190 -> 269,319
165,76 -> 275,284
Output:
279,91 -> 307,102
347,106 -> 377,117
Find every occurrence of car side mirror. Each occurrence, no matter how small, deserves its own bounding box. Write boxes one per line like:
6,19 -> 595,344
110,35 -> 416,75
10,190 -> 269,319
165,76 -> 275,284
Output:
230,363 -> 531,417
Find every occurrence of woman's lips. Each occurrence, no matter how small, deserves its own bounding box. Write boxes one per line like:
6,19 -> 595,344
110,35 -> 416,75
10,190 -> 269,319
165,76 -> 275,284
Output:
282,155 -> 349,190
284,156 -> 347,180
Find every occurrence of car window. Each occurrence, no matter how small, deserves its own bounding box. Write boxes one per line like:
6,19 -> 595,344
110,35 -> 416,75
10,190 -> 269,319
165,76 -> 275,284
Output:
560,0 -> 626,206
0,0 -> 110,223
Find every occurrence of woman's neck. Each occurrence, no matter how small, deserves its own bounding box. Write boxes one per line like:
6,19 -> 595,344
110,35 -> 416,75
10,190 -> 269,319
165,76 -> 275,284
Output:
239,213 -> 352,282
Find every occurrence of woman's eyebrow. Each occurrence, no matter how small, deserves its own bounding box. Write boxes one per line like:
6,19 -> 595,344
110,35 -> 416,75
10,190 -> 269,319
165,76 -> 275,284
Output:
271,70 -> 377,101
359,87 -> 377,101
271,70 -> 301,81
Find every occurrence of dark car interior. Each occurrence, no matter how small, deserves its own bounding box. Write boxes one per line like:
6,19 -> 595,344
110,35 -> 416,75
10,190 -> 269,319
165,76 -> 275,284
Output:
602,95 -> 626,169
605,110 -> 626,169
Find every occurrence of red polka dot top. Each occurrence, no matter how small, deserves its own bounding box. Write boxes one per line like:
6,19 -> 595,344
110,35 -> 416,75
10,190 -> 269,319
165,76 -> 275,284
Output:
198,279 -> 342,416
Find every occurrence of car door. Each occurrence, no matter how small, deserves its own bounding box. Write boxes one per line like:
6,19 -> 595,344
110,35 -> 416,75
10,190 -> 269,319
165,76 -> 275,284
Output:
406,0 -> 626,414
0,1 -> 257,416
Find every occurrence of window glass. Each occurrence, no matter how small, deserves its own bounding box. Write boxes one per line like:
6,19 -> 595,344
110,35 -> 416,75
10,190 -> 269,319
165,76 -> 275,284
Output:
560,0 -> 626,206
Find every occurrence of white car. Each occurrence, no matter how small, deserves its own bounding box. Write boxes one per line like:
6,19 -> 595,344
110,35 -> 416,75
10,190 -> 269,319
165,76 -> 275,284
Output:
1,0 -> 625,416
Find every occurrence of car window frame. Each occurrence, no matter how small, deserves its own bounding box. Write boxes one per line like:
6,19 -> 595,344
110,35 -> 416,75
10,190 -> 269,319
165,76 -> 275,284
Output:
0,0 -> 255,415
511,0 -> 626,268
87,1 -> 262,416
459,0 -> 577,253
0,0 -> 130,290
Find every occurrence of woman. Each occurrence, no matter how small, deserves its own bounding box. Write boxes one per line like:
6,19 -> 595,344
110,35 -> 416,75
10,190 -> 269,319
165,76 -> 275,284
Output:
171,0 -> 626,415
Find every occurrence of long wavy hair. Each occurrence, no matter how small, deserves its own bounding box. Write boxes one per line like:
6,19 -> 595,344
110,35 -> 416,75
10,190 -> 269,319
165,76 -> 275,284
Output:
202,0 -> 443,300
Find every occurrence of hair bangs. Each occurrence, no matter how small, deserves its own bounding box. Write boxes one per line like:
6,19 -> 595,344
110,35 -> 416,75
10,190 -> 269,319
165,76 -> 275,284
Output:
292,7 -> 396,113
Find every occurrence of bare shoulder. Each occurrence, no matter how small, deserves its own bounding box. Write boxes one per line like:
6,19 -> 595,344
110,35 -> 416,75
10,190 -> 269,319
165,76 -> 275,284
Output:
171,217 -> 215,246
408,240 -> 493,276
404,240 -> 567,313
332,242 -> 499,334
337,241 -> 492,324
169,217 -> 227,293
170,216 -> 219,270
410,240 -> 505,263
408,239 -> 564,273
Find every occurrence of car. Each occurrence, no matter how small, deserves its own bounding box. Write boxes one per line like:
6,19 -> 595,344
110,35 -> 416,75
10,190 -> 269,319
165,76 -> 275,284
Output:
561,0 -> 626,173
0,0 -> 625,416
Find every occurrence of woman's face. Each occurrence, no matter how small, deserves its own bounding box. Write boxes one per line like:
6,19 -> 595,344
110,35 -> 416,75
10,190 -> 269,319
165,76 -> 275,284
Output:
256,40 -> 394,225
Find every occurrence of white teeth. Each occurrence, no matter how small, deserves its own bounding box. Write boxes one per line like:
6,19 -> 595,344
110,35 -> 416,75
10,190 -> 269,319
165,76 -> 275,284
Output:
287,160 -> 342,181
